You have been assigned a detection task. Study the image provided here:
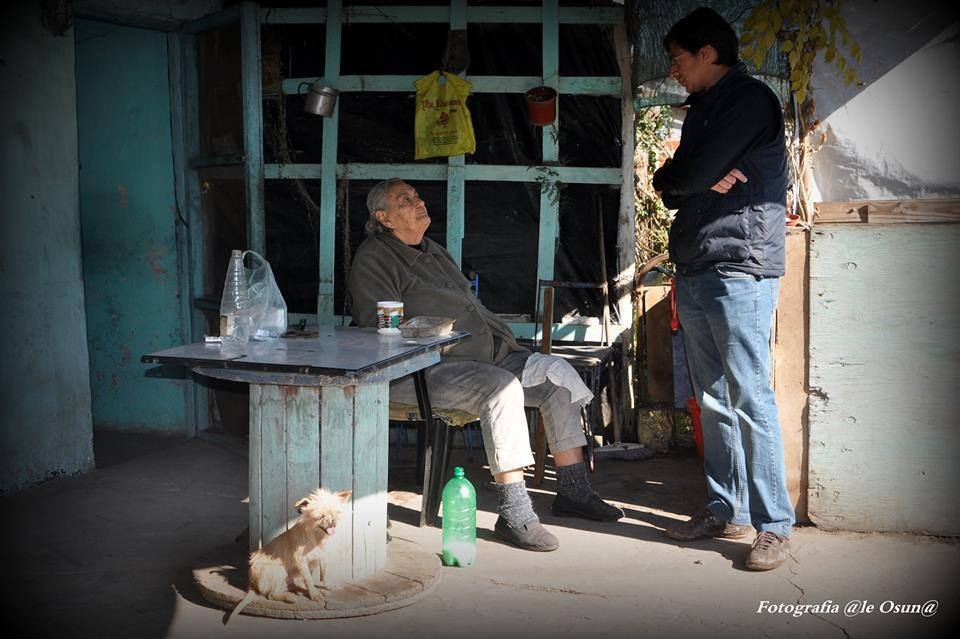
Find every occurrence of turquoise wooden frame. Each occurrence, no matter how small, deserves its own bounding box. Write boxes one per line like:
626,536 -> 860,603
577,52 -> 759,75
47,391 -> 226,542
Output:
241,1 -> 626,337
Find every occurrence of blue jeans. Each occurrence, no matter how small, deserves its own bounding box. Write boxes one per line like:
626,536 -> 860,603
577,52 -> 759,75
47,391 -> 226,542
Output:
676,269 -> 795,536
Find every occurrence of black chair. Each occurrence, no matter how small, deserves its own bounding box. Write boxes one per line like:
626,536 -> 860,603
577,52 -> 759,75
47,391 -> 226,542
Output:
529,280 -> 617,484
389,371 -> 479,527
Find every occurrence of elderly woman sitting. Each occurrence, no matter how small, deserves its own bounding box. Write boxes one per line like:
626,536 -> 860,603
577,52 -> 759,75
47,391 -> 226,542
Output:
348,178 -> 622,552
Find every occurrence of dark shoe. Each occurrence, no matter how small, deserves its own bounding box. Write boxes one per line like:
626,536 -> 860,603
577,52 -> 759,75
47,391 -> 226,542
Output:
664,507 -> 727,541
494,516 -> 559,552
552,493 -> 624,522
745,531 -> 791,571
719,523 -> 753,540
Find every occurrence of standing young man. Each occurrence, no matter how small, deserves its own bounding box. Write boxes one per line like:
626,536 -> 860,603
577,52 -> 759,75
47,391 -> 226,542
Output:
653,7 -> 795,571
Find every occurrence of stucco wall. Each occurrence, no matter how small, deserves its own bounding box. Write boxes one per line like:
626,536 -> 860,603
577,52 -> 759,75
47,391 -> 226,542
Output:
810,0 -> 960,201
0,1 -> 95,493
76,19 -> 190,435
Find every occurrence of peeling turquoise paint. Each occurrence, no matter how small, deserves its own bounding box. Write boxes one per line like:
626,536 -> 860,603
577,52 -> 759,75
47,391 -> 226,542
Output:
76,19 -> 188,434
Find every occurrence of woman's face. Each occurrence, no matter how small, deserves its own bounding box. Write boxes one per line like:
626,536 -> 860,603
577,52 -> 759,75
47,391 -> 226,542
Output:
377,182 -> 431,245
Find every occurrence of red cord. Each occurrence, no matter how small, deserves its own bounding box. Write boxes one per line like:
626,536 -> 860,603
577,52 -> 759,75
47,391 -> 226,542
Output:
669,277 -> 680,332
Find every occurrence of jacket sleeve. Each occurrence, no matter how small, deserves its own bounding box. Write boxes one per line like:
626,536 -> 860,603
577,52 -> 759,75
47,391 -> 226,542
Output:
653,84 -> 780,198
348,242 -> 403,327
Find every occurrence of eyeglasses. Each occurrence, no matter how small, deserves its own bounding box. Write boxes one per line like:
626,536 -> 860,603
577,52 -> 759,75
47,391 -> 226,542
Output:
668,50 -> 692,68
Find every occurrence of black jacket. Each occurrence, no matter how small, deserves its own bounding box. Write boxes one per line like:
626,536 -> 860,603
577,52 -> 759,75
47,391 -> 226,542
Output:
653,62 -> 787,277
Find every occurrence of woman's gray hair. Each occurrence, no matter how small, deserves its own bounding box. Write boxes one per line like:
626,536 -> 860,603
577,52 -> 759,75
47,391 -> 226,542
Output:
364,178 -> 406,236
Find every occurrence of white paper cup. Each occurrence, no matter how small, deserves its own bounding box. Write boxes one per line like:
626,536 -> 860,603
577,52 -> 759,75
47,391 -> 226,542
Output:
376,301 -> 404,335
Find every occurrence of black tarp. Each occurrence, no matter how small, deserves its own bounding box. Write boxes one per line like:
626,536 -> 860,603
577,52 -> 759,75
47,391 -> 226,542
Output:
260,4 -> 623,324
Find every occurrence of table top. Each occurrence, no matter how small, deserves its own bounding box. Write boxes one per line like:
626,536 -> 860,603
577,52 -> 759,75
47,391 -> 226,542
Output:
141,327 -> 470,379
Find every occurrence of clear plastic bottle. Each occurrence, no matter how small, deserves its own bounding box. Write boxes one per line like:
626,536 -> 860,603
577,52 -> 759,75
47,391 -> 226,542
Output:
441,466 -> 477,567
219,249 -> 250,347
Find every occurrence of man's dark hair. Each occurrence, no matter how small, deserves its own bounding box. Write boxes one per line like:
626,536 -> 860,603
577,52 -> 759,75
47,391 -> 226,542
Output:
663,7 -> 740,67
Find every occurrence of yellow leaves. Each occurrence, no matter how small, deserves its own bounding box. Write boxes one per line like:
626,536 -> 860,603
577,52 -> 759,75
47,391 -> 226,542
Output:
850,42 -> 863,64
741,0 -> 862,109
762,30 -> 777,49
769,9 -> 783,33
753,48 -> 767,70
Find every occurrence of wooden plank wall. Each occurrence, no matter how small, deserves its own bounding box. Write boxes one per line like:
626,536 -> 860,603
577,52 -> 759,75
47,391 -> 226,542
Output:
774,229 -> 809,522
808,222 -> 960,534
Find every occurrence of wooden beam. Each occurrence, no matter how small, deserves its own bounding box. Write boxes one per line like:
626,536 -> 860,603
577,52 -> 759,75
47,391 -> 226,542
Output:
260,5 -> 621,25
536,0 -> 560,287
446,0 -> 468,266
613,22 -> 637,442
815,199 -> 960,224
282,75 -> 620,96
317,0 -> 343,326
240,2 -> 265,255
263,163 -> 620,184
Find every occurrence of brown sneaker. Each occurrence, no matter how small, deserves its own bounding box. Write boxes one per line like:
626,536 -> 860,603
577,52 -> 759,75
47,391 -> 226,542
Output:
745,531 -> 791,571
664,508 -> 726,541
719,523 -> 753,539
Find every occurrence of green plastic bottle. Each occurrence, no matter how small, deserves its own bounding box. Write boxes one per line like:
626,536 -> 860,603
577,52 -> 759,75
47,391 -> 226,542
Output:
441,466 -> 477,567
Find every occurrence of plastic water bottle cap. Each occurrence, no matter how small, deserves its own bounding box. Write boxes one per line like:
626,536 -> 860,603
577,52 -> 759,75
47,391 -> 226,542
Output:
453,466 -> 464,478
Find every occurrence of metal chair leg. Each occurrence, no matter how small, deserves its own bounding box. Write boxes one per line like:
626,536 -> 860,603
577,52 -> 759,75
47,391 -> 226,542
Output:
413,369 -> 454,528
532,412 -> 548,486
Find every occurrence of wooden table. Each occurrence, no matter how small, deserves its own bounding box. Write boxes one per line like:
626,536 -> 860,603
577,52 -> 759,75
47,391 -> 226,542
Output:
142,327 -> 469,596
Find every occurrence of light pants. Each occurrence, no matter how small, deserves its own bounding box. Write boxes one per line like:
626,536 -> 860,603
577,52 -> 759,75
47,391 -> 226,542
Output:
389,351 -> 587,476
675,269 -> 795,536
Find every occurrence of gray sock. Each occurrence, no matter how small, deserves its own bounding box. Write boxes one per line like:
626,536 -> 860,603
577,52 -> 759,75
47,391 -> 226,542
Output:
496,481 -> 538,527
556,462 -> 595,502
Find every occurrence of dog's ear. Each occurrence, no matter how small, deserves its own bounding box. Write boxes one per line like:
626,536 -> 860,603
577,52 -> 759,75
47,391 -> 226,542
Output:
294,497 -> 311,513
336,490 -> 352,503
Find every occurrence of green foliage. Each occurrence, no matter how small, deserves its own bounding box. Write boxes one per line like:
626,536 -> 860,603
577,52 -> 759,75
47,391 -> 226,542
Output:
529,165 -> 563,206
741,0 -> 862,107
634,106 -> 674,263
740,1 -> 863,223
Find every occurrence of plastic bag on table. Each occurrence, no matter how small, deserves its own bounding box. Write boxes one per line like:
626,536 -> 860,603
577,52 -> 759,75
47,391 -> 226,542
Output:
243,250 -> 287,340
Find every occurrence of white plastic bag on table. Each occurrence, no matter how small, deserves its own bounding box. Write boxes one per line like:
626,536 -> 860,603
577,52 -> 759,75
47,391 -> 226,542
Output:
243,250 -> 288,340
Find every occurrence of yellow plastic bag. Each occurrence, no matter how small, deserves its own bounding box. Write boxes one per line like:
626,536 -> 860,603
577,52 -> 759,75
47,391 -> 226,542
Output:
414,71 -> 476,160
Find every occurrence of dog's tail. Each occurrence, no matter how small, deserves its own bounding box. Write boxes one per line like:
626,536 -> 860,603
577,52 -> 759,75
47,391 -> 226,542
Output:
225,589 -> 257,625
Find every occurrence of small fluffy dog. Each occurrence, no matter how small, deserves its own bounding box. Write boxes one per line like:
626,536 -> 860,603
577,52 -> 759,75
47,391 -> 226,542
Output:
226,488 -> 352,623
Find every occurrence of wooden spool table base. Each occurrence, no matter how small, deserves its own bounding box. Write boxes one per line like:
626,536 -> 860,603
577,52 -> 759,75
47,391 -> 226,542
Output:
193,537 -> 441,620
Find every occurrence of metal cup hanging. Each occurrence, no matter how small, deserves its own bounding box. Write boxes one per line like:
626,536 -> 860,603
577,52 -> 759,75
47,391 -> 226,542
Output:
299,81 -> 339,117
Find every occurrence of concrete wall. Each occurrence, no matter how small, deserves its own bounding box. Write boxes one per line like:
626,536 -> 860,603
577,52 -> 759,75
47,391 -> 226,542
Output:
0,0 -> 217,493
75,19 -> 190,435
0,1 -> 95,493
811,0 -> 960,201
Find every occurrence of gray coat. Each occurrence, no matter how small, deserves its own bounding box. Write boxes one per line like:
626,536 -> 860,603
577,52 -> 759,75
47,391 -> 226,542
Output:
348,232 -> 527,363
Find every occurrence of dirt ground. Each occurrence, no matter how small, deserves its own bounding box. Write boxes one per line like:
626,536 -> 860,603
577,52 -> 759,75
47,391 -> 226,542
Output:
1,432 -> 956,639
